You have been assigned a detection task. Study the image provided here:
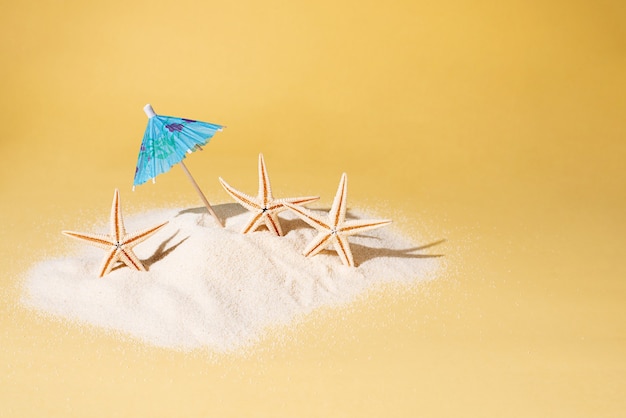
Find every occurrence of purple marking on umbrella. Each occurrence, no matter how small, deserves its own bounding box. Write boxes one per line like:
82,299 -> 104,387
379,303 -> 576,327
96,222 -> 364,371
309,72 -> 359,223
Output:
165,123 -> 184,132
182,118 -> 196,123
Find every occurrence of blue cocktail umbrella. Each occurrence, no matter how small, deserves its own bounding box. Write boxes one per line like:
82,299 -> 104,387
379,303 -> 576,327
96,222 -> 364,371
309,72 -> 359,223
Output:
133,104 -> 224,226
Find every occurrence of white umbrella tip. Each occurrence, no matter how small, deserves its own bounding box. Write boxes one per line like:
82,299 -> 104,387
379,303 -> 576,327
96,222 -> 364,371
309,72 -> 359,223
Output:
143,104 -> 156,118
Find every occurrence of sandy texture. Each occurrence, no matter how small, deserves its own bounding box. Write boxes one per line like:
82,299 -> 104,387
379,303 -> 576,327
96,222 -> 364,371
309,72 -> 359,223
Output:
22,204 -> 442,352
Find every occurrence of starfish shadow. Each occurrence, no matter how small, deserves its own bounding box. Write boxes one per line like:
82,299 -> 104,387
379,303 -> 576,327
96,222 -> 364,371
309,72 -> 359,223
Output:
350,239 -> 447,266
279,216 -> 314,233
176,203 -> 247,222
142,230 -> 190,269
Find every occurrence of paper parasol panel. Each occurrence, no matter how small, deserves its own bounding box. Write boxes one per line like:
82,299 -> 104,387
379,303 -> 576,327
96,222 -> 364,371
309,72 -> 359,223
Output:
133,104 -> 224,226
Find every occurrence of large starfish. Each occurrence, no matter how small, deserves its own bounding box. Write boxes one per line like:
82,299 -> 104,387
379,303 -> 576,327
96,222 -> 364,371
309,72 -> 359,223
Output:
219,153 -> 319,236
284,173 -> 391,267
62,189 -> 168,277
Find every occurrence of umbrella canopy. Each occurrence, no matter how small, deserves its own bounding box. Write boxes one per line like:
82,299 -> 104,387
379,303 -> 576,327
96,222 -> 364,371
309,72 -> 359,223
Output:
133,104 -> 225,227
133,104 -> 223,187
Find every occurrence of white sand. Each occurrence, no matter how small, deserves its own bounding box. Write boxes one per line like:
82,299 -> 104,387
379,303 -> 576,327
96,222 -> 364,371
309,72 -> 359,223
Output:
22,204 -> 442,352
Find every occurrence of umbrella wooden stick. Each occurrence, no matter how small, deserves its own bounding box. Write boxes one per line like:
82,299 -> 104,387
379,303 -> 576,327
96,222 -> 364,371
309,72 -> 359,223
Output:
179,161 -> 223,227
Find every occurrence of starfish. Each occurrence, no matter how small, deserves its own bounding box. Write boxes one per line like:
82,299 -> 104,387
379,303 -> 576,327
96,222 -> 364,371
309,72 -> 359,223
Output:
219,153 -> 319,236
62,189 -> 168,277
284,173 -> 391,267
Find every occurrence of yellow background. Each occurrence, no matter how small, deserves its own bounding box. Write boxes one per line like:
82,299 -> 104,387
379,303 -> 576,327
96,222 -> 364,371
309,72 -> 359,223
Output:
1,0 -> 625,416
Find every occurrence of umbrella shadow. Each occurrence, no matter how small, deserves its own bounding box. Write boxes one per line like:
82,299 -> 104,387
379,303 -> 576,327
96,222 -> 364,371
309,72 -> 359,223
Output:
142,230 -> 190,269
176,203 -> 247,222
350,239 -> 447,266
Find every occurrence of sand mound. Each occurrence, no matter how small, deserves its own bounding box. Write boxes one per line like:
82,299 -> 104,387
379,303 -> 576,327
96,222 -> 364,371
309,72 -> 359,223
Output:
22,204 -> 442,352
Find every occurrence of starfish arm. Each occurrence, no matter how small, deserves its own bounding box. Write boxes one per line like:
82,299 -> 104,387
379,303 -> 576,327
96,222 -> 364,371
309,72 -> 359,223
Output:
99,248 -> 120,277
110,189 -> 126,240
264,212 -> 284,236
257,153 -> 274,205
283,203 -> 330,232
333,234 -> 355,267
118,248 -> 146,272
241,211 -> 265,234
303,232 -> 334,258
339,219 -> 392,236
264,196 -> 319,215
124,221 -> 169,246
63,190 -> 167,277
276,195 -> 320,208
62,231 -> 114,250
328,173 -> 348,228
219,177 -> 262,212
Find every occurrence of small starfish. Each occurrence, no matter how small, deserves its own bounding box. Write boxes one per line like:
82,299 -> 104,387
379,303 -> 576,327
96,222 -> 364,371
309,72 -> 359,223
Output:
219,153 -> 319,236
284,173 -> 391,267
62,189 -> 168,277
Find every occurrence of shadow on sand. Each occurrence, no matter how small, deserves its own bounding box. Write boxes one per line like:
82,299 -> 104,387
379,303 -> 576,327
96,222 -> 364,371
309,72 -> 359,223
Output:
176,204 -> 364,225
176,203 -> 247,223
174,204 -> 446,266
142,230 -> 189,269
350,239 -> 446,266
